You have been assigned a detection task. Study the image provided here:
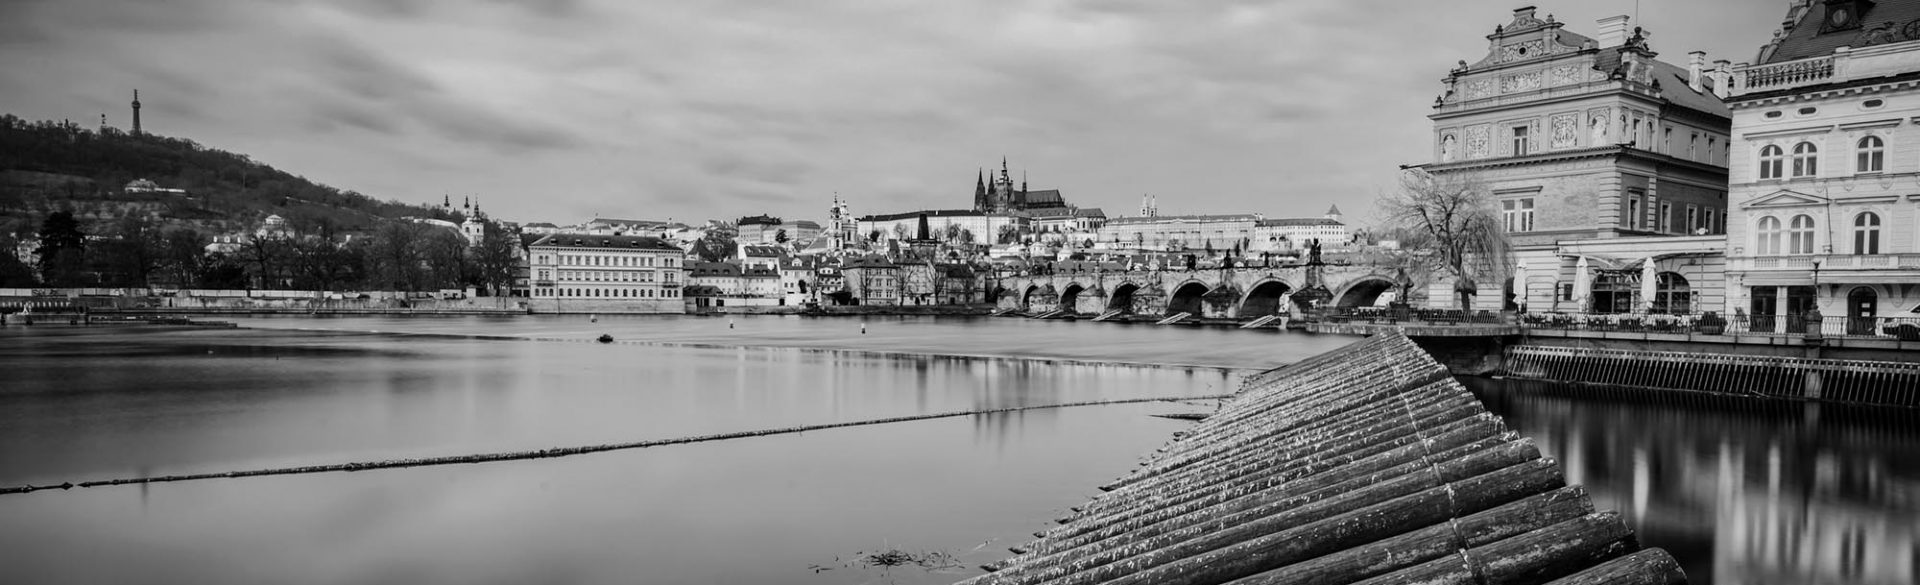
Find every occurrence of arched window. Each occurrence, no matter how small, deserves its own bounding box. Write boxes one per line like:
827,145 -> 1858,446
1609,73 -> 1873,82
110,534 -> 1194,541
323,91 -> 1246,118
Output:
1791,142 -> 1819,177
1854,212 -> 1881,255
1857,135 -> 1885,173
1789,215 -> 1817,254
1653,272 -> 1691,314
1759,145 -> 1785,179
1757,216 -> 1783,255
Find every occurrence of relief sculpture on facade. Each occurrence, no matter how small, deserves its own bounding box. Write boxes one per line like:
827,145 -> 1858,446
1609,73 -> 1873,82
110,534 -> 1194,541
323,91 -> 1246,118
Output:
1588,108 -> 1611,145
1466,125 -> 1491,158
1551,114 -> 1577,149
1440,133 -> 1458,162
1549,65 -> 1579,86
1465,79 -> 1493,100
1499,72 -> 1542,93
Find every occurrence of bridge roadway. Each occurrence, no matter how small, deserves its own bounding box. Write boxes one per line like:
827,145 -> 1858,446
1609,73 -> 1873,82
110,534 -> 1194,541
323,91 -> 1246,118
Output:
993,264 -> 1402,319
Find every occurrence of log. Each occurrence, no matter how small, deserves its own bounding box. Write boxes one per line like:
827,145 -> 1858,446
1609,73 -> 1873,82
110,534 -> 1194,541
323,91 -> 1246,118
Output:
1344,511 -> 1636,585
1037,415 -> 1506,547
1222,486 -> 1594,585
1542,548 -> 1687,585
1079,458 -> 1568,585
1009,437 -> 1534,571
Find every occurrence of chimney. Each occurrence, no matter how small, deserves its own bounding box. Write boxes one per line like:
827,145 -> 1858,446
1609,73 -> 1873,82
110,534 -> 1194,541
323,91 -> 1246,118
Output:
1713,59 -> 1733,96
1597,15 -> 1631,48
1689,51 -> 1707,92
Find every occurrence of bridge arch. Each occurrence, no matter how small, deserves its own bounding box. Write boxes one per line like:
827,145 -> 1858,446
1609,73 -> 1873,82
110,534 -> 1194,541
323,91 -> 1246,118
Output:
1060,282 -> 1087,314
1334,277 -> 1397,308
1109,282 -> 1140,314
1167,280 -> 1209,316
1021,284 -> 1043,310
1238,279 -> 1296,317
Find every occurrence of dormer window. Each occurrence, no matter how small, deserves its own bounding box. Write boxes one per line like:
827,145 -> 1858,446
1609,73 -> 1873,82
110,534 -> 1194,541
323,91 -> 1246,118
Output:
1821,0 -> 1873,33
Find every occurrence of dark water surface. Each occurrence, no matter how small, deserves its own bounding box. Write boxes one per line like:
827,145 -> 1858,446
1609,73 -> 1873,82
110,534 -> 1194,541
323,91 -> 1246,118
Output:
5,315 -> 1914,584
1470,378 -> 1920,585
0,316 -> 1351,585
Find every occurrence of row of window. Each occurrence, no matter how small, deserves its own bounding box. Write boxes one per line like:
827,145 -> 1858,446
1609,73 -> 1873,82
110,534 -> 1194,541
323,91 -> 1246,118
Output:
534,287 -> 681,299
1549,272 -> 1692,315
1754,212 -> 1886,255
556,270 -> 666,283
536,253 -> 677,268
1499,196 -> 1721,235
1756,136 -> 1887,180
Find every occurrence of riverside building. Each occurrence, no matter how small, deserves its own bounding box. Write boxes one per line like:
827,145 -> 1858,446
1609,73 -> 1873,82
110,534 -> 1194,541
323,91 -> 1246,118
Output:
1725,0 -> 1920,330
1415,7 -> 1733,314
526,234 -> 684,313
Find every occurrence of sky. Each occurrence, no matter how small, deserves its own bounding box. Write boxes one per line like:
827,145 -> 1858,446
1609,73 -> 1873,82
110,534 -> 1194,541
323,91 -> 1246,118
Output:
1,0 -> 1784,228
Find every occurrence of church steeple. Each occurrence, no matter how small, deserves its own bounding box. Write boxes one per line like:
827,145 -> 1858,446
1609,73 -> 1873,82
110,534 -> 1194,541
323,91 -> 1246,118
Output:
974,169 -> 988,212
130,89 -> 142,136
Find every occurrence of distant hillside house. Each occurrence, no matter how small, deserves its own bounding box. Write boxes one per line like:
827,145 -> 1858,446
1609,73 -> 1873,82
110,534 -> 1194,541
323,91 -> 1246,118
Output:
1098,214 -> 1264,253
1252,206 -> 1349,252
124,178 -> 187,195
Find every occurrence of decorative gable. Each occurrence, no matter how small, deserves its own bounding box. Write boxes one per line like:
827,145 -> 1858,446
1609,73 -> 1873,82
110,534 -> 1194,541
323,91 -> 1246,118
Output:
1743,189 -> 1830,209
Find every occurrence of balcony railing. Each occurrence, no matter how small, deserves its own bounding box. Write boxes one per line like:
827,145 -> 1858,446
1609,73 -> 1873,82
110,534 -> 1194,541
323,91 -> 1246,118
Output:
1735,55 -> 1834,93
1520,312 -> 1920,341
1731,253 -> 1920,271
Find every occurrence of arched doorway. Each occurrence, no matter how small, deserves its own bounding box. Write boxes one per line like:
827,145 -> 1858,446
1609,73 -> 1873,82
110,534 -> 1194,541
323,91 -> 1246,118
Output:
1109,283 -> 1139,314
1060,283 -> 1085,314
1336,278 -> 1396,308
1167,282 -> 1208,316
1847,287 -> 1878,335
1240,280 -> 1293,316
1652,272 -> 1690,314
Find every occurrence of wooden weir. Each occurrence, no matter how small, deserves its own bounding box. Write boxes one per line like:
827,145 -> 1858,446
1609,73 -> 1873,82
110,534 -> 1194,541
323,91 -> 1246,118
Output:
1500,345 -> 1920,408
960,333 -> 1686,585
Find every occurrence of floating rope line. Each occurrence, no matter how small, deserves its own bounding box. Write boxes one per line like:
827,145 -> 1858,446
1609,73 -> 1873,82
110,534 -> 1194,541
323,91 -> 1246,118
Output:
0,394 -> 1232,496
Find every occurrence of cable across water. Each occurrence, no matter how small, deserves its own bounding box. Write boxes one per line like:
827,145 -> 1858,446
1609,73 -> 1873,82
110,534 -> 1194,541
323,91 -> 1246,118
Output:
0,394 -> 1231,496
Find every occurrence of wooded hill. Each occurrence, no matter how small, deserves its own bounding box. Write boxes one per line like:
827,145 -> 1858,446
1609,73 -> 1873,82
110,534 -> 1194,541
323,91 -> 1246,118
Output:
0,114 -> 458,239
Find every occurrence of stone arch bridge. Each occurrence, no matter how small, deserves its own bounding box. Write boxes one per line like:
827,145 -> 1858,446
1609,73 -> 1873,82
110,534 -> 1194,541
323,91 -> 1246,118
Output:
994,265 -> 1404,319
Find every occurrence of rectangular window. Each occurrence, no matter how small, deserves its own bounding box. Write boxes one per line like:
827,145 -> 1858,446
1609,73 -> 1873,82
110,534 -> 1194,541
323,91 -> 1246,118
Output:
1705,209 -> 1716,234
1707,137 -> 1716,163
1686,205 -> 1700,234
1502,198 -> 1535,232
1626,195 -> 1641,230
1512,126 -> 1530,156
1689,133 -> 1698,159
1659,202 -> 1673,233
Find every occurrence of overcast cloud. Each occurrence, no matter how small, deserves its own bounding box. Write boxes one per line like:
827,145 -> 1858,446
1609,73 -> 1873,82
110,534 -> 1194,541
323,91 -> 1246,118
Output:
0,0 -> 1781,226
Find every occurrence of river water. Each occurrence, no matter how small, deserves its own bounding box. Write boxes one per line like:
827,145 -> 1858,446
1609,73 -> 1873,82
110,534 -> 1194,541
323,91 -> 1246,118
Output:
1,315 -> 1913,584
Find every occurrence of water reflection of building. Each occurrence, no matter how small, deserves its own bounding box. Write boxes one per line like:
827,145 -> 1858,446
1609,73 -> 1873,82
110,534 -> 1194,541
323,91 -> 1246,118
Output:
1473,379 -> 1919,584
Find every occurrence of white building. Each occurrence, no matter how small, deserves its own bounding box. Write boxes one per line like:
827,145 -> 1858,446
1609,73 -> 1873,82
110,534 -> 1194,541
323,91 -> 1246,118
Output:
1096,214 -> 1262,253
1252,206 -> 1349,252
526,234 -> 684,313
1725,0 -> 1920,330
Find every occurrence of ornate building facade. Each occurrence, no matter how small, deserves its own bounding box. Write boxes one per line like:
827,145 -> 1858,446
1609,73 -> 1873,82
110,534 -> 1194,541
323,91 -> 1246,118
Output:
1417,7 -> 1733,313
1725,0 -> 1920,332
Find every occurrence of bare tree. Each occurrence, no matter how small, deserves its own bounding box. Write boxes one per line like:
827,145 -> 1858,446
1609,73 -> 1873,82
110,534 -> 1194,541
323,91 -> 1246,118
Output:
1379,169 -> 1508,311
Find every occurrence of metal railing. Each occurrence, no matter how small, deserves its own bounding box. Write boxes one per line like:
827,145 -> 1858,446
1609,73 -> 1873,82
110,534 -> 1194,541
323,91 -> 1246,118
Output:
1519,312 -> 1920,341
1322,306 -> 1506,325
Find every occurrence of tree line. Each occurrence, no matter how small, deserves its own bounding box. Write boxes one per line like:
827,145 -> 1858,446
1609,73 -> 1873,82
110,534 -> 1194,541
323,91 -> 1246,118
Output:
3,210 -> 522,293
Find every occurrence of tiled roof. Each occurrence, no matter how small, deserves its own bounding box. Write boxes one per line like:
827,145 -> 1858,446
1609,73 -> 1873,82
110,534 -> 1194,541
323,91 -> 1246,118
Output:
1074,207 -> 1106,217
1761,1 -> 1920,64
1258,217 -> 1344,227
1023,189 -> 1065,205
858,209 -> 990,222
529,234 -> 681,250
1105,214 -> 1262,225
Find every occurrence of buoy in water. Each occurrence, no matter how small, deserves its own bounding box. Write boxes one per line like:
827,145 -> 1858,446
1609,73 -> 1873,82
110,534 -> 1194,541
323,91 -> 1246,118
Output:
861,323 -> 867,334
590,314 -> 599,323
597,334 -> 614,343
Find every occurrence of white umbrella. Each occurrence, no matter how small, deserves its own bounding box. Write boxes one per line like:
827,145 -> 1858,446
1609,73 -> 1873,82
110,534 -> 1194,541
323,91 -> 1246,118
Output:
1640,256 -> 1659,313
1572,257 -> 1591,313
1512,260 -> 1528,312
